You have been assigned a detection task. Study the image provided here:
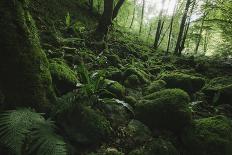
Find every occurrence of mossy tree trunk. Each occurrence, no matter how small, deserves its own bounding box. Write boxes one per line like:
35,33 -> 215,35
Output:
0,0 -> 55,111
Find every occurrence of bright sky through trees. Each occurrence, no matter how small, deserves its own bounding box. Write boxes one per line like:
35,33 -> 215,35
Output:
137,0 -> 178,19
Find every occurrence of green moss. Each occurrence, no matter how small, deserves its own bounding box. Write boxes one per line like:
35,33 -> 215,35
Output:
88,148 -> 124,155
106,54 -> 122,67
125,96 -> 137,107
49,58 -> 77,95
202,76 -> 232,105
136,89 -> 192,132
129,138 -> 179,155
144,80 -> 167,95
160,72 -> 205,94
0,0 -> 55,111
123,68 -> 150,85
124,75 -> 141,88
103,79 -> 126,98
56,104 -> 112,144
182,115 -> 232,155
105,67 -> 123,82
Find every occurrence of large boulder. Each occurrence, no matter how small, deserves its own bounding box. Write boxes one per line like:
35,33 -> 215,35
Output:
160,72 -> 205,94
102,79 -> 126,99
49,58 -> 77,96
136,89 -> 192,132
96,98 -> 132,128
128,138 -> 179,155
182,115 -> 232,155
56,103 -> 112,145
123,68 -> 150,87
202,76 -> 232,105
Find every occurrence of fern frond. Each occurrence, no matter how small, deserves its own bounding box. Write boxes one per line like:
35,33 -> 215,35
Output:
29,120 -> 67,155
0,109 -> 44,155
0,109 -> 67,155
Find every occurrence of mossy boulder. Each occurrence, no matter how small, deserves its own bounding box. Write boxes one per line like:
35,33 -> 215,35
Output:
124,75 -> 141,88
103,79 -> 126,99
49,58 -> 77,96
136,89 -> 192,132
160,72 -> 205,94
56,104 -> 112,145
182,115 -> 232,155
129,138 -> 179,155
123,68 -> 150,86
88,148 -> 124,155
144,80 -> 167,95
125,120 -> 152,146
105,67 -> 123,82
202,76 -> 232,105
96,98 -> 132,127
106,54 -> 122,67
0,0 -> 55,111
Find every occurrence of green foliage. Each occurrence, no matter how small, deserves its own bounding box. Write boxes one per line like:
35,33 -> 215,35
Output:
65,12 -> 71,28
77,63 -> 106,99
0,109 -> 67,155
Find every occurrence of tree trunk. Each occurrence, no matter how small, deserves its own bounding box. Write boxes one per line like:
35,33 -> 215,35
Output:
0,0 -> 55,111
139,0 -> 145,34
195,13 -> 207,54
130,0 -> 136,28
112,0 -> 125,21
89,0 -> 94,12
154,0 -> 166,49
96,0 -> 114,40
174,0 -> 192,56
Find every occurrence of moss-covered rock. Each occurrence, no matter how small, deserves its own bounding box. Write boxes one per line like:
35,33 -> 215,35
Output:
182,115 -> 232,155
0,0 -> 55,111
56,104 -> 112,145
105,67 -> 123,82
123,68 -> 150,86
160,72 -> 205,94
96,98 -> 132,127
202,76 -> 232,105
144,80 -> 166,95
124,75 -> 141,88
49,58 -> 77,96
103,79 -> 126,99
125,96 -> 137,107
106,54 -> 122,67
88,148 -> 124,155
125,120 -> 152,146
129,138 -> 179,155
136,89 -> 192,132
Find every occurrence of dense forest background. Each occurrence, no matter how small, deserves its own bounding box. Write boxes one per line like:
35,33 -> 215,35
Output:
0,0 -> 232,155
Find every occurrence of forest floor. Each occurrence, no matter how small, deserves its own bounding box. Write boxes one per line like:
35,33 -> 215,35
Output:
26,1 -> 232,154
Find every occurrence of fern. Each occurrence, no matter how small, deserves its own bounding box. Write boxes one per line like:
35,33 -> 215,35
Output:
0,109 -> 67,155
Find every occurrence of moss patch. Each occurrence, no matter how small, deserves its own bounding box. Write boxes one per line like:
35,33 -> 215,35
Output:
202,76 -> 232,105
136,89 -> 192,132
160,72 -> 205,94
182,115 -> 232,155
49,58 -> 77,95
0,0 -> 55,111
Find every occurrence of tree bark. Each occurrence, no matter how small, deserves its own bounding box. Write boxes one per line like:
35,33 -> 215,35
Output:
0,0 -> 55,111
139,0 -> 145,34
174,0 -> 192,56
112,0 -> 125,21
96,0 -> 114,40
130,0 -> 136,28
